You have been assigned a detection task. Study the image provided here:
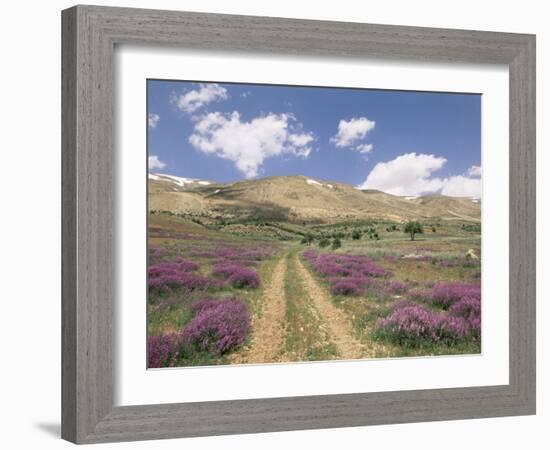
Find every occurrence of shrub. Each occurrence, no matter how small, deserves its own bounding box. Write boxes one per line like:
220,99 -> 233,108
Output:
449,296 -> 481,337
212,262 -> 260,289
385,280 -> 408,294
147,257 -> 224,296
389,299 -> 417,311
147,333 -> 182,368
429,283 -> 480,309
302,249 -> 318,262
307,252 -> 391,279
212,262 -> 243,278
449,295 -> 480,319
374,303 -> 470,346
183,299 -> 251,354
318,238 -> 331,248
148,259 -> 199,278
193,246 -> 275,261
331,279 -> 361,296
304,250 -> 394,297
331,238 -> 342,250
228,267 -> 260,289
148,271 -> 224,295
351,230 -> 362,240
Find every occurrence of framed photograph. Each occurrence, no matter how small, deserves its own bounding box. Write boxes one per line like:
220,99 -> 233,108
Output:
62,5 -> 536,444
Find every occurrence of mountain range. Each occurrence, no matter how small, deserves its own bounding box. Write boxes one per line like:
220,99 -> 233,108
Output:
148,173 -> 481,223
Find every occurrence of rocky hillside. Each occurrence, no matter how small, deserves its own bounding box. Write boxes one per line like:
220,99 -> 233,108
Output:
148,174 -> 481,223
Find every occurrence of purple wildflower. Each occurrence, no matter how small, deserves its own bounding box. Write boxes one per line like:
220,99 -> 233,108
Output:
385,280 -> 409,294
331,279 -> 361,296
429,283 -> 481,309
303,250 -> 393,296
147,333 -> 182,368
212,262 -> 260,289
183,298 -> 251,354
374,303 -> 470,345
148,270 -> 223,295
228,268 -> 260,289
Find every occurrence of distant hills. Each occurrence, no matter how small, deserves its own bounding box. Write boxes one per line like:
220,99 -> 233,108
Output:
148,174 -> 481,223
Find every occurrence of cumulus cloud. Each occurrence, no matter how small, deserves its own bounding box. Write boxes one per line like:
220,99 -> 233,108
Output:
172,83 -> 228,113
331,117 -> 376,151
467,165 -> 482,177
358,153 -> 446,196
189,111 -> 314,178
441,175 -> 481,197
357,152 -> 482,197
148,155 -> 166,170
148,113 -> 160,129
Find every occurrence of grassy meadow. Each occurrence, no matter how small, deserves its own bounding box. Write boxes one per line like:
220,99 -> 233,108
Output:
147,210 -> 481,368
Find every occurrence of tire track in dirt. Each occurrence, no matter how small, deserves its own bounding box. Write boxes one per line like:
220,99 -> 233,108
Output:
230,255 -> 287,364
294,254 -> 364,360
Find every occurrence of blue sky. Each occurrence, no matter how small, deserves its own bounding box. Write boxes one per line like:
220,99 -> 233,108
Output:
147,80 -> 481,197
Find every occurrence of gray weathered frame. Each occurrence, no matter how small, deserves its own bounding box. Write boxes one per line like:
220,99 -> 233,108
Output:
61,4 -> 536,444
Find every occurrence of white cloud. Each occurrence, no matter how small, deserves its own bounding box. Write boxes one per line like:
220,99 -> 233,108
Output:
148,113 -> 160,129
240,91 -> 252,98
148,155 -> 166,170
331,117 -> 375,148
356,143 -> 374,154
189,111 -> 314,178
173,83 -> 228,113
467,165 -> 482,177
358,152 -> 482,197
358,153 -> 446,196
441,175 -> 481,198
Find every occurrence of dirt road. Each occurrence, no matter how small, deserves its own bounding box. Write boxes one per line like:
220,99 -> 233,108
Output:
294,254 -> 364,360
231,256 -> 287,364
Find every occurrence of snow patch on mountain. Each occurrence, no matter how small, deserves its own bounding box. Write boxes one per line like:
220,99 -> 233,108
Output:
148,173 -> 212,187
306,178 -> 335,189
306,178 -> 322,186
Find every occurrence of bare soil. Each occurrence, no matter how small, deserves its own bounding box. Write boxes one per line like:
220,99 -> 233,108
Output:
230,256 -> 287,364
294,254 -> 364,360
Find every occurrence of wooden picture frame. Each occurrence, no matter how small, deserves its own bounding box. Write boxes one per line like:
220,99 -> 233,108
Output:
62,5 -> 536,444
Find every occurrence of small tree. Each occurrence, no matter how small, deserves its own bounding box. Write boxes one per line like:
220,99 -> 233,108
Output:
301,233 -> 314,245
331,238 -> 342,250
404,221 -> 424,241
318,238 -> 330,248
351,230 -> 362,240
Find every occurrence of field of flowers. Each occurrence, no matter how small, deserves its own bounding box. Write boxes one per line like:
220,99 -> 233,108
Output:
147,213 -> 482,366
302,248 -> 481,355
147,219 -> 278,368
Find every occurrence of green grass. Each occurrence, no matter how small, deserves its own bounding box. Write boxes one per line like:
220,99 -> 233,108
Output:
147,213 -> 285,366
298,233 -> 481,358
282,249 -> 338,361
148,213 -> 482,363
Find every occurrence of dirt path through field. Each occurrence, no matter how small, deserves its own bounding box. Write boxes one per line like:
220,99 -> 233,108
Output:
230,255 -> 287,364
294,254 -> 364,360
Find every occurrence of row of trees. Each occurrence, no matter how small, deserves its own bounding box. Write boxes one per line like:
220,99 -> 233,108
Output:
301,234 -> 342,249
301,221 -> 426,247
